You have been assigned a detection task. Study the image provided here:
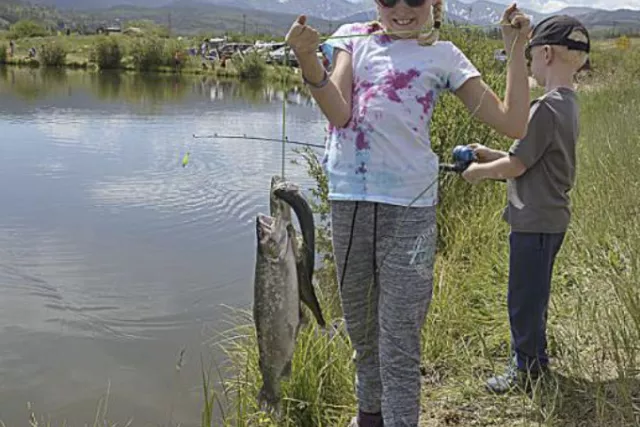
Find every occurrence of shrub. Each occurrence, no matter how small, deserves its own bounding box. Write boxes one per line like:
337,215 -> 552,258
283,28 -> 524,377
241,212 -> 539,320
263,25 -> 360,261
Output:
231,50 -> 267,79
130,37 -> 166,71
39,40 -> 66,67
91,36 -> 123,70
0,44 -> 6,64
9,20 -> 48,38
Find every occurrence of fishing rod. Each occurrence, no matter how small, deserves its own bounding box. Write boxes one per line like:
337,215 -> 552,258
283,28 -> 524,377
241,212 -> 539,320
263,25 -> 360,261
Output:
193,133 -> 496,179
439,144 -> 506,182
192,133 -> 325,149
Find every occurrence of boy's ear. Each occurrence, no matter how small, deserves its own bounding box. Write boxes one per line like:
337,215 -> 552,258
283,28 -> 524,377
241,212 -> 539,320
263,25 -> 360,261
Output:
543,45 -> 553,65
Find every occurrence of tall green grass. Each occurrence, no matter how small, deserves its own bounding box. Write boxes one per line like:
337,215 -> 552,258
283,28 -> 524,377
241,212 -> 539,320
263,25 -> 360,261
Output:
204,32 -> 640,427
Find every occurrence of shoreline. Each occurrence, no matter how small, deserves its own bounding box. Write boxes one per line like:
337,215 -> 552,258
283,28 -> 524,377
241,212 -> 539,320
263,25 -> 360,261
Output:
0,59 -> 304,85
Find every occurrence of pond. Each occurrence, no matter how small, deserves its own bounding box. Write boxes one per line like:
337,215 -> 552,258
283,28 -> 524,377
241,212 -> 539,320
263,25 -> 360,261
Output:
0,67 -> 327,427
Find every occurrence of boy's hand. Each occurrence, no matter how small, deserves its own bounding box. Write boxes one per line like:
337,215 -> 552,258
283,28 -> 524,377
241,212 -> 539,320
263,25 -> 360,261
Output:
462,163 -> 485,185
468,143 -> 495,163
285,15 -> 320,57
500,4 -> 532,49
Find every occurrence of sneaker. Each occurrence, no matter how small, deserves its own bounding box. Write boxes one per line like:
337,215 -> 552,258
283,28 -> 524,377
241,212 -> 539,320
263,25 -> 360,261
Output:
486,363 -> 548,394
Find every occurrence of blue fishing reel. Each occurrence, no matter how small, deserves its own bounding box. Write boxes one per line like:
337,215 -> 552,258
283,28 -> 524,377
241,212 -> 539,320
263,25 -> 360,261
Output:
440,145 -> 477,173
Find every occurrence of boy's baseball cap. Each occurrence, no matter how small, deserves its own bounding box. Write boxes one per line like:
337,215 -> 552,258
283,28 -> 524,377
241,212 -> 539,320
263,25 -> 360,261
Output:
528,15 -> 591,53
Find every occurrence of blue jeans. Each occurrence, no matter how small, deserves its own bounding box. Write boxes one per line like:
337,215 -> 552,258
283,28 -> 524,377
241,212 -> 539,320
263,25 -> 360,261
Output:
508,231 -> 565,372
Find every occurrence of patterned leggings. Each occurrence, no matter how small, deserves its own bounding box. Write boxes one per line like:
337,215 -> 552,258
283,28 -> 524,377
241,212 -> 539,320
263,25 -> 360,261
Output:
330,200 -> 437,427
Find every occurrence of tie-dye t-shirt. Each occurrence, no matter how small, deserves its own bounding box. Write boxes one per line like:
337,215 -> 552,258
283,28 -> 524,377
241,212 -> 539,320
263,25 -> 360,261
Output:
320,22 -> 481,207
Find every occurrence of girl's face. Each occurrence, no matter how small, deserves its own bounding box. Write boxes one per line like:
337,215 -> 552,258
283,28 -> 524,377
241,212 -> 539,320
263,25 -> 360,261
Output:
376,0 -> 434,38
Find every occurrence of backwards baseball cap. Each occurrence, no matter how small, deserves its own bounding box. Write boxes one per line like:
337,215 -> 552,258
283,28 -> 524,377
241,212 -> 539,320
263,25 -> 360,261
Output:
528,15 -> 591,53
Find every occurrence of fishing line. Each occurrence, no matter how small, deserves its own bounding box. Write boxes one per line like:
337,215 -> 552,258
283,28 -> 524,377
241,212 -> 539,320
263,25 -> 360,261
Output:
192,134 -> 324,149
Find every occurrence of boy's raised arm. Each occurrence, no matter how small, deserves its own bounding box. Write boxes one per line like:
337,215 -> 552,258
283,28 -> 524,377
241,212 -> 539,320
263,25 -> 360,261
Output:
454,4 -> 531,140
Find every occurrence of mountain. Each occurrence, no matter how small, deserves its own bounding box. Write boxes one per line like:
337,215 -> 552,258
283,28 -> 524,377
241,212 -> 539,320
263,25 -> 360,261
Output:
77,1 -> 339,35
26,0 -> 370,20
554,6 -> 598,16
574,8 -> 640,31
4,0 -> 640,35
445,0 -> 544,25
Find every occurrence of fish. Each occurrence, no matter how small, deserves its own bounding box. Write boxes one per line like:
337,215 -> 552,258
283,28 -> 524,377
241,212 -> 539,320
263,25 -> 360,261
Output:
253,211 -> 300,415
271,177 -> 326,328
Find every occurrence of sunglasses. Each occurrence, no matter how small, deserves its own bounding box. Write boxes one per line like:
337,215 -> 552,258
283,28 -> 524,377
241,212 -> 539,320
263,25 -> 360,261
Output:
376,0 -> 428,8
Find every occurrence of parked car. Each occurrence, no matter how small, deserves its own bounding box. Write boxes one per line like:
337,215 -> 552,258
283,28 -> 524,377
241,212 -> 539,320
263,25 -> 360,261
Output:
268,46 -> 328,68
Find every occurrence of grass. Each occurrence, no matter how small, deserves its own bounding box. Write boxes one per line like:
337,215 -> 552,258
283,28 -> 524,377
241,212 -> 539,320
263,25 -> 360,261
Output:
200,33 -> 640,427
0,33 -> 301,83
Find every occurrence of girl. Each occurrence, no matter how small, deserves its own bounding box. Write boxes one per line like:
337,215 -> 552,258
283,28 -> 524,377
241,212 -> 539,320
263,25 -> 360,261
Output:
285,2 -> 531,426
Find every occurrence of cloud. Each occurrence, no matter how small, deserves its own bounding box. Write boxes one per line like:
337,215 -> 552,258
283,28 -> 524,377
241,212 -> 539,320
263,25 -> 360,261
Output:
448,0 -> 639,11
521,0 -> 640,12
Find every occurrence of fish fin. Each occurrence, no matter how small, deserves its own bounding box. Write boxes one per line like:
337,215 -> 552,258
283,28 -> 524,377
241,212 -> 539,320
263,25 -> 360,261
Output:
257,384 -> 280,416
298,260 -> 326,328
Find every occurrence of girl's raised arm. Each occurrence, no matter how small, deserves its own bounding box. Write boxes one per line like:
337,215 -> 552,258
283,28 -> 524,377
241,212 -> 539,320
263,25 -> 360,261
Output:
286,16 -> 353,128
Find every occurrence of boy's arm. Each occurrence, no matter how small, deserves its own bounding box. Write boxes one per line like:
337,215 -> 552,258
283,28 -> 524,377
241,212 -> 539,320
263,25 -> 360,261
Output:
463,100 -> 555,184
454,7 -> 531,140
463,155 -> 527,182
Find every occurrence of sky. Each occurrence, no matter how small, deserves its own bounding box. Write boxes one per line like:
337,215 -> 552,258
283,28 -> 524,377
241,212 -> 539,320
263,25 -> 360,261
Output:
497,0 -> 640,12
346,0 -> 640,12
456,0 -> 640,13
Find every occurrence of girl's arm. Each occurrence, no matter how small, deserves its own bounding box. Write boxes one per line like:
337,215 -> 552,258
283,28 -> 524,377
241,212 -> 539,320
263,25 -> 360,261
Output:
454,6 -> 531,140
296,49 -> 353,128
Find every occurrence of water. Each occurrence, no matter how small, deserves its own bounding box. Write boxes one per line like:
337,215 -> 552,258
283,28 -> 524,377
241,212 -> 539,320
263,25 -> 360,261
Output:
0,68 -> 327,426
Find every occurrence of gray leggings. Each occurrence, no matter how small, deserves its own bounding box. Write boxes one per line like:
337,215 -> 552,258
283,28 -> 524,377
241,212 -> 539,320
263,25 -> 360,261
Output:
330,200 -> 436,427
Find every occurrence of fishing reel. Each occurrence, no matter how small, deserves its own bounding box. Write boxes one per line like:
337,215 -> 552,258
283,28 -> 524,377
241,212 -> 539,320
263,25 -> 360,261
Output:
440,145 -> 476,174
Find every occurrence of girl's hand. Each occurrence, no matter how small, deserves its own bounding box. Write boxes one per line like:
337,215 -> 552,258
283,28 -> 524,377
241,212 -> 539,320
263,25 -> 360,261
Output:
500,3 -> 532,49
285,15 -> 320,57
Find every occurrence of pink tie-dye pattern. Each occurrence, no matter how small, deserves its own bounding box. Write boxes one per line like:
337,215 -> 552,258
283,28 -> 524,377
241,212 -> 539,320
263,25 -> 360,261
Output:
416,90 -> 435,116
382,69 -> 420,103
355,132 -> 369,150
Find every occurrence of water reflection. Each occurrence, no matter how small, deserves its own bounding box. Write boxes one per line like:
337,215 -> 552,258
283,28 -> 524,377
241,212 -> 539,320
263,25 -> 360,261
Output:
0,67 -> 316,109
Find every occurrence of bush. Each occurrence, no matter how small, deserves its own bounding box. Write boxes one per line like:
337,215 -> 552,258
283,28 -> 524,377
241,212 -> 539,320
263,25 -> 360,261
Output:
9,20 -> 48,38
39,40 -> 66,67
91,36 -> 123,69
0,44 -> 6,64
129,37 -> 189,71
130,37 -> 166,71
163,38 -> 186,69
231,50 -> 267,79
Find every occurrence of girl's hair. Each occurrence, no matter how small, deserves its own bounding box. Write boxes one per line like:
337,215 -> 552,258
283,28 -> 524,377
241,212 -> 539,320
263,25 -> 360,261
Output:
418,1 -> 443,46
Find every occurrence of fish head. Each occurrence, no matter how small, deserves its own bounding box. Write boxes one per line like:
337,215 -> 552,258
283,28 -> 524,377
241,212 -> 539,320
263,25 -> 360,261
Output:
256,214 -> 288,260
272,180 -> 301,200
269,176 -> 292,222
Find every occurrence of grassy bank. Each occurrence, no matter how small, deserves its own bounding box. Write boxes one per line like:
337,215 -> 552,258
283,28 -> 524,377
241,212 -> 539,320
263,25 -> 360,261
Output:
0,33 -> 301,84
202,34 -> 640,426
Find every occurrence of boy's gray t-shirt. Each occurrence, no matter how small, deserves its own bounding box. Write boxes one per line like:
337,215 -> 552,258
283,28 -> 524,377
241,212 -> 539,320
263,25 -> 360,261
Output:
503,87 -> 579,233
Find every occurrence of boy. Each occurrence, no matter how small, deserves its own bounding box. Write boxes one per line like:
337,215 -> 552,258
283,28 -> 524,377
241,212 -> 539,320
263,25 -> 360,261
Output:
461,15 -> 590,393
